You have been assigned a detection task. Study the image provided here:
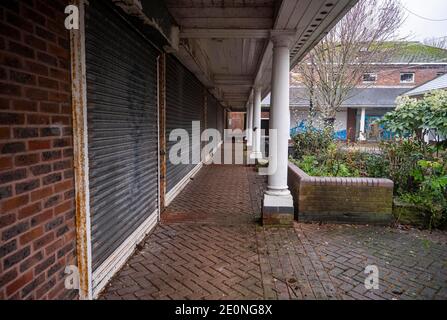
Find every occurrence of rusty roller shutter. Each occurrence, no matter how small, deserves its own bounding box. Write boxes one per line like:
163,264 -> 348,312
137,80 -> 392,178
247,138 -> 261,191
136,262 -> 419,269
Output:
166,55 -> 203,193
85,0 -> 159,272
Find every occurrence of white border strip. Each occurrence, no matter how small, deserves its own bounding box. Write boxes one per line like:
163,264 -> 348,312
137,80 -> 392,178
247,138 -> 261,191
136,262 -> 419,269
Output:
165,162 -> 203,207
92,210 -> 158,298
203,140 -> 223,163
165,140 -> 223,206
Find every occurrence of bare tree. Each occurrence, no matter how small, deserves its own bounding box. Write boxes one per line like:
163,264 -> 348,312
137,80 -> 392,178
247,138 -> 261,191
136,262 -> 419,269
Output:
423,37 -> 447,50
296,0 -> 405,127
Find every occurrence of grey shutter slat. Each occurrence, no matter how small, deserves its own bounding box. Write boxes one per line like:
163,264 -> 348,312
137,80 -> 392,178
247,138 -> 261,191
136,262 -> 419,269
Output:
217,103 -> 224,138
166,56 -> 203,193
207,94 -> 224,145
207,93 -> 217,130
86,0 -> 159,271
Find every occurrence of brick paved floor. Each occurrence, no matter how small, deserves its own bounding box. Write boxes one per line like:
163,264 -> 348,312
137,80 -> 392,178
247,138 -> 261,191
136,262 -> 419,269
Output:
100,163 -> 447,300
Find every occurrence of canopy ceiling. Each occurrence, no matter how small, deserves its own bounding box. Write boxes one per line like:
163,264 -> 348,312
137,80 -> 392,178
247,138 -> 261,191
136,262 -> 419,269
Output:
166,0 -> 358,111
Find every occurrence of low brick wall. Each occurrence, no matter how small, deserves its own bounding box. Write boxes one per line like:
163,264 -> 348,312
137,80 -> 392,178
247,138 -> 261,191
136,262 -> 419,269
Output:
288,162 -> 394,224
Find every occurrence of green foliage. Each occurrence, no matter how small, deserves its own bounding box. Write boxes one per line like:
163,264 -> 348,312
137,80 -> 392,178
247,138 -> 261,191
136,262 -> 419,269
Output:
402,159 -> 447,228
364,153 -> 390,178
291,124 -> 447,228
294,154 -> 358,177
293,155 -> 322,176
378,90 -> 447,141
292,129 -> 333,160
378,96 -> 428,140
379,138 -> 432,193
423,90 -> 447,137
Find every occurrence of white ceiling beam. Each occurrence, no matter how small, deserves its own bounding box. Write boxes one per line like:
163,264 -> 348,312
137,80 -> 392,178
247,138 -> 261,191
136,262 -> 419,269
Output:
224,94 -> 248,99
214,74 -> 254,86
169,7 -> 273,19
180,28 -> 270,39
175,17 -> 273,29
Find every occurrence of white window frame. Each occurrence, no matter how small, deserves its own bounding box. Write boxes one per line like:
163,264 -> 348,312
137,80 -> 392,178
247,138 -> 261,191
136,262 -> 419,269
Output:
400,72 -> 415,84
362,72 -> 377,83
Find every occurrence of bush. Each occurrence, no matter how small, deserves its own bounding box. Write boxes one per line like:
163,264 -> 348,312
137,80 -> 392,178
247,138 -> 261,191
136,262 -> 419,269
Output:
292,129 -> 333,160
364,153 -> 390,178
290,124 -> 447,229
379,138 -> 432,193
292,154 -> 358,177
378,90 -> 447,142
400,159 -> 447,229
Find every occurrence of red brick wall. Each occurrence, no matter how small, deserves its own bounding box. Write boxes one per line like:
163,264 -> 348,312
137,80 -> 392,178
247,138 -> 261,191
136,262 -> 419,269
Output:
288,162 -> 394,224
346,108 -> 357,142
229,112 -> 245,131
372,65 -> 447,87
291,65 -> 447,87
0,0 -> 76,300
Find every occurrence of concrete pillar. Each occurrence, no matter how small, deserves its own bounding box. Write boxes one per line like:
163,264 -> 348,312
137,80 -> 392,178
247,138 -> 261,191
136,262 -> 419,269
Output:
251,86 -> 262,159
262,32 -> 294,226
245,103 -> 250,145
359,107 -> 366,141
247,99 -> 254,146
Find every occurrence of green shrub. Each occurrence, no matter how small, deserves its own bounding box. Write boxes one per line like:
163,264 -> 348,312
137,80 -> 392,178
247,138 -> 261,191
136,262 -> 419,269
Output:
402,159 -> 447,228
292,129 -> 333,160
378,90 -> 447,142
364,153 -> 390,178
293,153 -> 360,177
379,138 -> 432,193
290,119 -> 447,228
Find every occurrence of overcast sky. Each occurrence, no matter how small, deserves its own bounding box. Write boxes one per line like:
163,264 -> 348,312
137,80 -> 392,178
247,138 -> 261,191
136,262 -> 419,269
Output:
398,0 -> 447,41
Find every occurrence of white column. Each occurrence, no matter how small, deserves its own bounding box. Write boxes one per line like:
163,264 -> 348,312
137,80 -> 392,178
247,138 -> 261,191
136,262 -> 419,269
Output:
251,86 -> 262,159
247,98 -> 254,146
245,103 -> 250,145
263,32 -> 294,226
359,107 -> 366,141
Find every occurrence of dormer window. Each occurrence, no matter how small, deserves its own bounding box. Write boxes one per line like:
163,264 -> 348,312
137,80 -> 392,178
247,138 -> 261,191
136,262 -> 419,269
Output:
400,72 -> 415,83
363,73 -> 377,83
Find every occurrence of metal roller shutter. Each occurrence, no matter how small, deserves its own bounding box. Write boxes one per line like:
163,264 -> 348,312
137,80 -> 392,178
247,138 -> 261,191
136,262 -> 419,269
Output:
207,93 -> 218,131
165,56 -> 203,193
216,103 -> 224,139
85,0 -> 159,272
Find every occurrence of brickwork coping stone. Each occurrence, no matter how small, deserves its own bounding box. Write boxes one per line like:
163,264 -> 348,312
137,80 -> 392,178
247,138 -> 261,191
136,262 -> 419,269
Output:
288,161 -> 394,225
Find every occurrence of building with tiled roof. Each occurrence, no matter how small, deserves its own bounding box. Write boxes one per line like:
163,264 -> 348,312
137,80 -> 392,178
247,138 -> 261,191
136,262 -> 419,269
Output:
260,42 -> 447,141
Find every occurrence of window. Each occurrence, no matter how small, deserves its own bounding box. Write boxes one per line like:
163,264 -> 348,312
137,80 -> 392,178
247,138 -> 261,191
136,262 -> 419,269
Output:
400,72 -> 415,83
363,73 -> 377,83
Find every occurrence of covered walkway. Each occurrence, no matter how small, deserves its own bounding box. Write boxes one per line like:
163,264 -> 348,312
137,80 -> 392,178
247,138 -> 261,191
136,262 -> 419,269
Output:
3,0 -> 446,301
100,164 -> 447,300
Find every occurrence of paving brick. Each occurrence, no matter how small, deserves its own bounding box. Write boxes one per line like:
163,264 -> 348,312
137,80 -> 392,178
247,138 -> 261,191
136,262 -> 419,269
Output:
100,160 -> 447,300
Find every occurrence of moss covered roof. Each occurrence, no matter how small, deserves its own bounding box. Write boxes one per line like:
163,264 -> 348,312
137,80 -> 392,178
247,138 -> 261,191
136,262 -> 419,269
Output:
386,42 -> 447,63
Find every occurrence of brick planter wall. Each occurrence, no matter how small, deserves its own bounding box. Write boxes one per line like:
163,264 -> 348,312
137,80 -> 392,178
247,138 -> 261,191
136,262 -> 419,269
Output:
0,0 -> 76,299
288,162 -> 394,224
